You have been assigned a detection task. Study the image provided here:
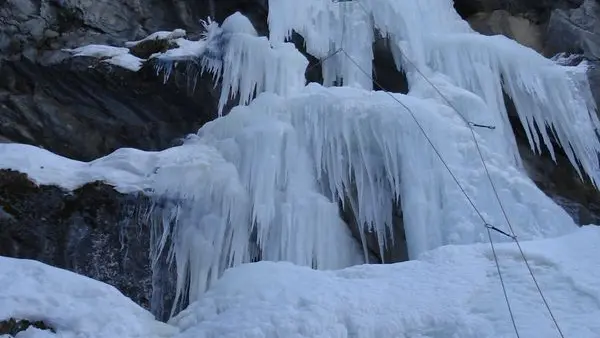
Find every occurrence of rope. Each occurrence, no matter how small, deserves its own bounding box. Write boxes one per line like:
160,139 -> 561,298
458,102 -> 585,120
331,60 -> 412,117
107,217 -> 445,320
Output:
341,49 -> 522,338
395,48 -> 567,338
338,2 -> 566,336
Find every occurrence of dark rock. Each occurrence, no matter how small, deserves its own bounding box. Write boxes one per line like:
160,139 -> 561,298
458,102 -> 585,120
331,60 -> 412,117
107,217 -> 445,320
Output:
545,0 -> 600,58
0,170 -> 155,311
0,0 -> 269,161
0,57 -> 218,161
0,318 -> 55,336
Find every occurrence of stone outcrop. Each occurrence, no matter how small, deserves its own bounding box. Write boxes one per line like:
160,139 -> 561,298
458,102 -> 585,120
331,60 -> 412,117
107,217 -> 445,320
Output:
0,170 -> 153,310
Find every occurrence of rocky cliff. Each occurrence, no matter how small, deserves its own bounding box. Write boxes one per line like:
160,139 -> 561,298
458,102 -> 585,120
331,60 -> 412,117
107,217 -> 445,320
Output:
1,0 -> 600,322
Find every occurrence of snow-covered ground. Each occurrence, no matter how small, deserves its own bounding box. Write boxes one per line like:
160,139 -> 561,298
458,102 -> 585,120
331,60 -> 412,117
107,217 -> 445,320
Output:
0,257 -> 176,338
172,226 -> 600,338
2,227 -> 599,338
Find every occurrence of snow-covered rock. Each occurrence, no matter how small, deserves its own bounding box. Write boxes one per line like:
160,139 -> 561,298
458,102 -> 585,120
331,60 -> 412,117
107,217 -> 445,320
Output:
0,256 -> 177,338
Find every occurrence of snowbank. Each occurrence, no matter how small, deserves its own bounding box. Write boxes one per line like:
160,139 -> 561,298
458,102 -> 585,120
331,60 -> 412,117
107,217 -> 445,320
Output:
0,142 -> 225,194
0,257 -> 176,338
171,226 -> 600,338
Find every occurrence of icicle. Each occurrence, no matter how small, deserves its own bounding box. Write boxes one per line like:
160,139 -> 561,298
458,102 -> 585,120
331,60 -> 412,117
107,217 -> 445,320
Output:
258,85 -> 573,257
154,12 -> 308,115
268,0 -> 374,89
147,142 -> 252,315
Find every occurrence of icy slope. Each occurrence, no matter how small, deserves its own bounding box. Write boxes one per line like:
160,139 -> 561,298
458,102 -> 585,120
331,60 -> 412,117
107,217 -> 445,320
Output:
171,226 -> 600,338
0,257 -> 176,338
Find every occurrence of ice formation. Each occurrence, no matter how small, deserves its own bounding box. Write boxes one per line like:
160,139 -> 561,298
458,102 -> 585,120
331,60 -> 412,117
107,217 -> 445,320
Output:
155,12 -> 308,114
146,0 -> 600,315
170,226 -> 600,338
3,0 -> 600,334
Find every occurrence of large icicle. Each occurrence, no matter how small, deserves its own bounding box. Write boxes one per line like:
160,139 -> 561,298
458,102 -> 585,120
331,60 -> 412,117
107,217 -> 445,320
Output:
148,103 -> 364,316
368,0 -> 600,184
156,12 -> 308,114
196,102 -> 363,268
268,0 -> 374,89
146,142 -> 252,316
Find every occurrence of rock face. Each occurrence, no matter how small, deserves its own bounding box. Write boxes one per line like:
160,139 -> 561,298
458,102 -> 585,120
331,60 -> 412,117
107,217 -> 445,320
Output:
0,0 -> 267,160
0,170 -> 153,309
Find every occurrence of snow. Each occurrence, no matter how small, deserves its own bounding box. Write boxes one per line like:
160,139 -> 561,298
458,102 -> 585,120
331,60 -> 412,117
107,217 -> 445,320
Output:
0,256 -> 176,338
104,53 -> 144,71
171,226 -> 600,338
0,142 -> 225,194
63,44 -> 144,71
63,45 -> 130,58
125,29 -> 187,47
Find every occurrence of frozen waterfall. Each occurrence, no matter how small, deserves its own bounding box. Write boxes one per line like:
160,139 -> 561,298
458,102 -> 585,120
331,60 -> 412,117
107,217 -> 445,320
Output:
148,0 -> 600,315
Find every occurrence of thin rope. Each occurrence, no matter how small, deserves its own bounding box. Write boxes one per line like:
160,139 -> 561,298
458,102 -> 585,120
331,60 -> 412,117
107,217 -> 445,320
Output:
346,2 -> 566,336
396,49 -> 567,338
341,50 -> 522,338
487,227 -> 521,338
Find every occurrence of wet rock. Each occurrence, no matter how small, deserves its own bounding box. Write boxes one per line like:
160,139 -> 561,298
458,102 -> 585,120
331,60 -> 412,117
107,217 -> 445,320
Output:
0,170 -> 155,310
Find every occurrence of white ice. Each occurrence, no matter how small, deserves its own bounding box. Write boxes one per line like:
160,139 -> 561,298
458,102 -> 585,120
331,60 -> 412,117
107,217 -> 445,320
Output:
171,226 -> 600,338
0,256 -> 176,338
268,0 -> 600,185
125,29 -> 187,48
63,44 -> 144,71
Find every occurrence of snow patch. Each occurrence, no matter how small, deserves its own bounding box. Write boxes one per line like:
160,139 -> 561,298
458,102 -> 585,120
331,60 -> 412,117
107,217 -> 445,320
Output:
125,29 -> 187,48
171,226 -> 600,338
63,44 -> 144,71
0,257 -> 176,338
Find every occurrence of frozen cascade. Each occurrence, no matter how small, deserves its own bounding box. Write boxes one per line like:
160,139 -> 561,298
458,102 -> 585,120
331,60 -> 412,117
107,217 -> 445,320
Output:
155,12 -> 308,115
269,0 -> 600,182
148,122 -> 363,314
145,1 -> 600,315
